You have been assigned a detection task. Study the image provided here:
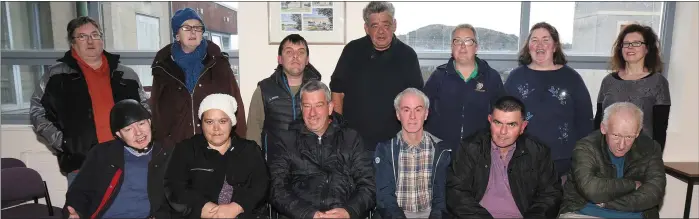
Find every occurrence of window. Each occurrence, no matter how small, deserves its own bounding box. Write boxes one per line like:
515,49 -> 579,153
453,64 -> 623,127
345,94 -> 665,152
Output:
530,2 -> 664,56
101,2 -> 170,51
392,2 -> 522,53
1,1 -> 69,50
1,65 -> 46,115
136,14 -> 161,50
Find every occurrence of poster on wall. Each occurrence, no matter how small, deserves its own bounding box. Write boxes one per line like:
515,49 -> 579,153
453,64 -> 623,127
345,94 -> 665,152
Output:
268,1 -> 346,44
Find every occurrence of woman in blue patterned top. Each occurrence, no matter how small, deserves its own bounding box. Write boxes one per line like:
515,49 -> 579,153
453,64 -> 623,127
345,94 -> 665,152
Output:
504,22 -> 594,179
594,24 -> 671,152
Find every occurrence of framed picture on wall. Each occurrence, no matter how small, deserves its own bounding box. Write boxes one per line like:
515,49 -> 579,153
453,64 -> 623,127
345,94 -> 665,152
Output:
268,1 -> 346,45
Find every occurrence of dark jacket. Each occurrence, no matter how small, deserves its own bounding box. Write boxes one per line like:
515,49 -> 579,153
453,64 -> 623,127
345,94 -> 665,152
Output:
163,133 -> 269,219
446,130 -> 562,219
258,64 -> 321,157
374,132 -> 452,219
62,139 -> 172,219
424,57 -> 506,149
559,131 -> 666,219
150,41 -> 247,149
30,50 -> 149,173
269,113 -> 376,219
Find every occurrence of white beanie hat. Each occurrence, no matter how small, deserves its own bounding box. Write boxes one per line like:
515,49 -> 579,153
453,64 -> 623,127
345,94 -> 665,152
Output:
198,93 -> 238,126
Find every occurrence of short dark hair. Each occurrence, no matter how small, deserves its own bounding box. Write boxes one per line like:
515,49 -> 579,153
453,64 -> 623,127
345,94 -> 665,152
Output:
610,24 -> 663,73
492,96 -> 526,120
66,16 -> 102,44
518,22 -> 567,66
278,34 -> 309,58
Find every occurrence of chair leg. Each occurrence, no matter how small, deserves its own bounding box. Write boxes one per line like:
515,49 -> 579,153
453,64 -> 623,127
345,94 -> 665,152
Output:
43,181 -> 54,216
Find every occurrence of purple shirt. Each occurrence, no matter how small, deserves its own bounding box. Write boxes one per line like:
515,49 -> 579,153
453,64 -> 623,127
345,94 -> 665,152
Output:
479,142 -> 522,218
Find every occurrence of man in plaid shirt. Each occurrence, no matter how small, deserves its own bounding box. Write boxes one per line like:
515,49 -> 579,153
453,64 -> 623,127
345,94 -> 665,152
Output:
375,88 -> 453,219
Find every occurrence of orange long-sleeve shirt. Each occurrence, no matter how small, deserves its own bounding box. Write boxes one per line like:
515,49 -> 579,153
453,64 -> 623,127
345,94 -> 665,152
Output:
72,50 -> 115,143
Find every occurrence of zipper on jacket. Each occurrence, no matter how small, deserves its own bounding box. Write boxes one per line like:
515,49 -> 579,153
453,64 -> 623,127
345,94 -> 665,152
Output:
282,75 -> 297,120
460,105 -> 465,139
153,59 -> 216,135
189,62 -> 216,134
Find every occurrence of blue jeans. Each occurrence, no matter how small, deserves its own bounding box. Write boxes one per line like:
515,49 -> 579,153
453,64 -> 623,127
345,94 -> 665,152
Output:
67,171 -> 79,187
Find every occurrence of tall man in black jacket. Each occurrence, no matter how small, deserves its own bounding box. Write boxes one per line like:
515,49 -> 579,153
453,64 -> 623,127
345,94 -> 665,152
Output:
446,96 -> 562,218
63,99 -> 172,219
269,80 -> 376,219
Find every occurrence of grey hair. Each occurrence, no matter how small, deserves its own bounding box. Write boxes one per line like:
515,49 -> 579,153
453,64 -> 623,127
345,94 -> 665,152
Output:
602,102 -> 644,130
452,23 -> 478,44
300,80 -> 332,103
394,88 -> 430,111
363,2 -> 395,25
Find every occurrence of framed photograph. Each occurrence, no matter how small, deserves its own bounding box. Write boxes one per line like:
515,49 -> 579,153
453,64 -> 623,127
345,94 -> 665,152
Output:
268,1 -> 346,45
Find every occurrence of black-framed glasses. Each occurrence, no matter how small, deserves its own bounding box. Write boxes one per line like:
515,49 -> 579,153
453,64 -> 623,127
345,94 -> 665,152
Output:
452,38 -> 476,47
181,25 -> 205,32
621,41 -> 646,48
73,33 -> 102,41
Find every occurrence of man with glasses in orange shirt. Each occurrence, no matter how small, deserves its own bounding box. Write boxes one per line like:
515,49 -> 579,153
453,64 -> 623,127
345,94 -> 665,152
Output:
30,16 -> 149,186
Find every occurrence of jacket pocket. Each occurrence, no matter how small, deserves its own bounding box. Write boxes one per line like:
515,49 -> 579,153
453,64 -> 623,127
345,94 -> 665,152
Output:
190,168 -> 214,172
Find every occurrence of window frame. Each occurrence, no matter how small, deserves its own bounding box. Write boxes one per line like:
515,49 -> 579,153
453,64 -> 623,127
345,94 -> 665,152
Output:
0,1 -> 677,125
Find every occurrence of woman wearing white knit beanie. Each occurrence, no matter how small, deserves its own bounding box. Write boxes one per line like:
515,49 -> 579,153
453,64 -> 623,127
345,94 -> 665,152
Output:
164,93 -> 269,219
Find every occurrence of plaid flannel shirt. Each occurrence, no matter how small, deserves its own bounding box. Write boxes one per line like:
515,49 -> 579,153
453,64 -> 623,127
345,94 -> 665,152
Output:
396,131 -> 434,213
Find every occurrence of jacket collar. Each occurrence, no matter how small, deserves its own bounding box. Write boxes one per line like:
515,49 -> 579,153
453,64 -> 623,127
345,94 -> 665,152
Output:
58,49 -> 121,75
444,56 -> 492,82
595,131 -> 648,164
363,34 -> 400,60
271,63 -> 322,90
106,139 -> 163,169
478,131 -> 529,160
392,130 -> 448,152
290,112 -> 347,138
151,40 -> 221,82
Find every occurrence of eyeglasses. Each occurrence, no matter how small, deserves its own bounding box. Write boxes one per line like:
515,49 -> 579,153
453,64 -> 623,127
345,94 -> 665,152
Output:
621,41 -> 646,48
73,33 -> 102,41
181,25 -> 205,33
609,133 -> 636,142
452,38 -> 476,47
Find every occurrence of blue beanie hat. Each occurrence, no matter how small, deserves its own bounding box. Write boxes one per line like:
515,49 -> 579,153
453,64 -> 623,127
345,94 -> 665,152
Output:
171,8 -> 206,36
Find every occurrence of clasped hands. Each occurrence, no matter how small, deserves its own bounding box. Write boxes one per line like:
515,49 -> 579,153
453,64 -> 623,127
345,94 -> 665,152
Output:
313,208 -> 350,219
202,202 -> 244,218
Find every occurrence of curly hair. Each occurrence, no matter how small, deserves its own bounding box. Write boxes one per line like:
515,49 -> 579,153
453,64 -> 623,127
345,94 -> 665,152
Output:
610,24 -> 663,73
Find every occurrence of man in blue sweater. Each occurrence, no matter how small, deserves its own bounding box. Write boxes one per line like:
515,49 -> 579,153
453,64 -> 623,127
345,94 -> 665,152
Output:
63,99 -> 175,219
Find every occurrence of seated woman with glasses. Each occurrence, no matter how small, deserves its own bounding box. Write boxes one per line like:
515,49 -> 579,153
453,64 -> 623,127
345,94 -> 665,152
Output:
593,23 -> 671,152
149,7 -> 248,151
164,94 -> 269,219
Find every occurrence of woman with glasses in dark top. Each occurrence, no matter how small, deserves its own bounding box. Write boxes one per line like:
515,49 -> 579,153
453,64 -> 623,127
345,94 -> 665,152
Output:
594,24 -> 671,151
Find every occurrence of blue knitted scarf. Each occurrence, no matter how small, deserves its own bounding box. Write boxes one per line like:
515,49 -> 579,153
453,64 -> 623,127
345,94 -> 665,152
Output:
172,39 -> 208,93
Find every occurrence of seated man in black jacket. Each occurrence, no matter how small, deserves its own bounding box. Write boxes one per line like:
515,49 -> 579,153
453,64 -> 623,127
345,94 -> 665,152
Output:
63,99 -> 172,219
269,80 -> 376,219
446,96 -> 562,218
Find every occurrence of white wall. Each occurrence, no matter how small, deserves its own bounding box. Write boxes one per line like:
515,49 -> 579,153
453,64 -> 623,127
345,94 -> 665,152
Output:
1,2 -> 697,215
658,2 -> 699,218
237,2 -> 369,111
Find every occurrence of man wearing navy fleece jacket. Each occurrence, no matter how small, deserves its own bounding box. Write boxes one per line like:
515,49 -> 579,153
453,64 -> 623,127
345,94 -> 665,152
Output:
424,24 -> 506,149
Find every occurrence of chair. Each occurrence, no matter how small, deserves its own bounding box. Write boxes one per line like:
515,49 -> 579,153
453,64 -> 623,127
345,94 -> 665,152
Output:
1,167 -> 62,218
1,158 -> 26,169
